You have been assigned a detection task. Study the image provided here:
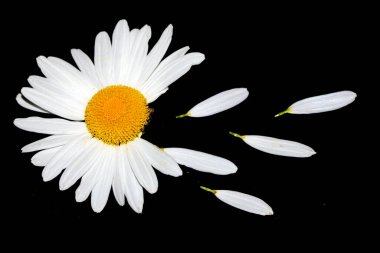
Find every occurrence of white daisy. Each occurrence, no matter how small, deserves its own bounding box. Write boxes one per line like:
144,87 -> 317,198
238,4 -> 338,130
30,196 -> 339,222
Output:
14,19 -> 237,213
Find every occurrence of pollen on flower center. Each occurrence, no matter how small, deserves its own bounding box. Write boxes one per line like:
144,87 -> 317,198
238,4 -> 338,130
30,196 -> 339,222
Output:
85,85 -> 149,145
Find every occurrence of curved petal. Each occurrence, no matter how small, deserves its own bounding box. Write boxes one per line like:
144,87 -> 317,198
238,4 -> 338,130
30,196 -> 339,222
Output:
31,147 -> 61,167
127,139 -> 158,194
137,25 -> 173,86
16,94 -> 49,113
91,145 -> 116,213
136,138 -> 182,177
59,138 -> 101,191
71,49 -> 102,89
95,31 -> 113,85
14,117 -> 86,135
21,87 -> 85,121
164,148 -> 237,175
111,19 -> 130,84
22,134 -> 75,153
184,88 -> 249,117
42,134 -> 90,182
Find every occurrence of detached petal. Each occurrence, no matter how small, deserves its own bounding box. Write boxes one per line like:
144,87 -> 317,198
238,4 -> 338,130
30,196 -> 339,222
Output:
178,88 -> 249,118
215,189 -> 273,216
164,148 -> 237,175
230,132 -> 316,158
276,91 -> 357,116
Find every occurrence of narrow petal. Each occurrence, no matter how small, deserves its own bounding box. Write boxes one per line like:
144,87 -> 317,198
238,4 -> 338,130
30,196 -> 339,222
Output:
126,25 -> 151,86
14,117 -> 86,135
16,94 -> 48,113
135,138 -> 182,177
127,139 -> 158,194
164,148 -> 237,175
31,147 -> 61,167
212,189 -> 273,216
179,88 -> 249,118
112,147 -> 126,206
75,143 -> 107,203
59,138 -> 101,191
137,25 -> 173,86
22,134 -> 75,153
71,49 -> 102,89
36,56 -> 93,98
94,31 -> 113,85
116,145 -> 144,213
112,19 -> 130,84
42,134 -> 90,182
91,146 -> 116,213
143,53 -> 205,103
21,87 -> 85,121
276,91 -> 357,116
230,133 -> 316,158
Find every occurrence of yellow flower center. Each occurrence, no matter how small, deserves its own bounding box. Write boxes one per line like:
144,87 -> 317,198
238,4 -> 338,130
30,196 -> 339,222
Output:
85,85 -> 149,145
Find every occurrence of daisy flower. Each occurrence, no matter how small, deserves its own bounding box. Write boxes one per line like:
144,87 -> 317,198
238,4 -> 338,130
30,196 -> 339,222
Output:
14,19 -> 238,213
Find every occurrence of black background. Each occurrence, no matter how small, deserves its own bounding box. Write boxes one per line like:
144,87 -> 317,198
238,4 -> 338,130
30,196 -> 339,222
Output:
4,2 -> 372,248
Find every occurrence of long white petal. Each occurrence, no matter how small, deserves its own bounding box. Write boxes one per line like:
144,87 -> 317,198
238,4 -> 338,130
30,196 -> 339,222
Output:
164,148 -> 237,175
75,143 -> 107,203
59,138 -> 101,191
71,49 -> 102,89
112,147 -> 125,206
209,188 -> 273,216
276,91 -> 357,116
42,134 -> 89,182
127,139 -> 158,194
16,94 -> 48,113
135,138 -> 182,177
143,53 -> 205,102
179,88 -> 249,118
137,25 -> 173,86
91,146 -> 116,213
27,75 -> 88,105
95,31 -> 113,85
21,87 -> 84,121
36,56 -> 93,98
116,145 -> 144,213
14,117 -> 86,135
31,147 -> 61,167
230,133 -> 316,158
126,25 -> 151,86
112,19 -> 130,84
22,134 -> 75,153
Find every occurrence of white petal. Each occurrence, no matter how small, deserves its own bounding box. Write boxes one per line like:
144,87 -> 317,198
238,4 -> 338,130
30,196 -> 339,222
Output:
215,190 -> 273,216
75,143 -> 108,203
126,25 -> 151,86
127,139 -> 158,194
277,91 -> 357,116
42,134 -> 90,182
71,49 -> 102,89
164,148 -> 237,175
91,146 -> 116,213
27,75 -> 88,105
31,147 -> 61,167
36,56 -> 93,98
237,134 -> 316,158
59,138 -> 101,191
114,145 -> 144,213
94,31 -> 113,85
21,87 -> 84,121
146,88 -> 168,104
22,134 -> 75,153
183,88 -> 249,118
143,52 -> 205,103
136,25 -> 173,86
112,148 -> 125,206
14,117 -> 86,135
135,138 -> 182,177
16,94 -> 48,113
111,20 -> 130,84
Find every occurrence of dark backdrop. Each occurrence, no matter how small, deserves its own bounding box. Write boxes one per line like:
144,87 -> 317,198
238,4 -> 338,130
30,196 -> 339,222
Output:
4,2 -> 371,248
